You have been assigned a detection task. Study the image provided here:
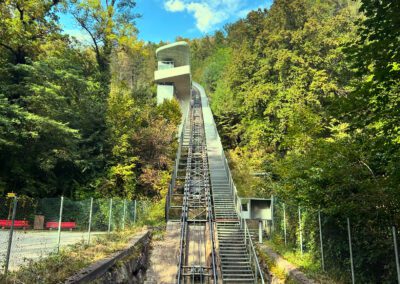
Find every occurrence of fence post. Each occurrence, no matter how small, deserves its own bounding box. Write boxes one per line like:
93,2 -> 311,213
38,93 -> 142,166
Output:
259,220 -> 263,244
318,210 -> 325,271
298,206 -> 303,255
283,203 -> 287,246
87,197 -> 93,245
392,226 -> 400,284
245,226 -> 247,246
57,196 -> 64,253
347,218 -> 355,284
133,200 -> 137,224
4,196 -> 18,275
254,257 -> 258,279
122,199 -> 127,230
108,198 -> 113,233
271,195 -> 274,234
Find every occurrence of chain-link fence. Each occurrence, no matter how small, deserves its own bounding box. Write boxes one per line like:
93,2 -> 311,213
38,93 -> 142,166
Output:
0,195 -> 151,274
271,198 -> 400,283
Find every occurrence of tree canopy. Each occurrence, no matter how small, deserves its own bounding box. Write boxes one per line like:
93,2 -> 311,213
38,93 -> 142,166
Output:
0,0 -> 180,200
190,0 -> 400,281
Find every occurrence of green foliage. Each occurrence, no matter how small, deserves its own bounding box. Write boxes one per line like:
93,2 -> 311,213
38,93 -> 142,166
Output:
201,47 -> 232,93
68,0 -> 140,74
97,62 -> 180,198
192,0 -> 400,281
0,38 -> 107,197
156,99 -> 181,126
0,0 -> 62,64
0,0 -> 180,203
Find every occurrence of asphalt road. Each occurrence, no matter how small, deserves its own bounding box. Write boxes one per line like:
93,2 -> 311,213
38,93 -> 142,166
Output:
0,230 -> 106,270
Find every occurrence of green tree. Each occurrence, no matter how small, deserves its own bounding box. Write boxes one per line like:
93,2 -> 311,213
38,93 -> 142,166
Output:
69,0 -> 140,74
0,0 -> 62,64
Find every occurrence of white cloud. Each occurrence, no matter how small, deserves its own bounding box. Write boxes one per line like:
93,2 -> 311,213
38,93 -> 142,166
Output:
165,0 -> 185,12
238,8 -> 251,18
187,3 -> 227,32
163,0 -> 243,33
63,29 -> 92,45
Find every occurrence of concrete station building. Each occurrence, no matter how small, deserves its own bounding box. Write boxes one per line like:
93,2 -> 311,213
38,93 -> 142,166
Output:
154,41 -> 192,123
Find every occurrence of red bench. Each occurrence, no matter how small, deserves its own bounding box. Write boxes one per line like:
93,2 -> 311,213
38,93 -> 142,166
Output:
0,220 -> 29,229
46,221 -> 76,230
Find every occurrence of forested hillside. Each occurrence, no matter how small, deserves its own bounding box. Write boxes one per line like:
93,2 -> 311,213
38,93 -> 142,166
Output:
1,0 -> 400,281
190,0 -> 400,282
0,0 -> 180,199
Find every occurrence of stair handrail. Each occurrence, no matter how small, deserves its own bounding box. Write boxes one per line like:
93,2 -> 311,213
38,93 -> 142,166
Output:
243,218 -> 265,283
220,149 -> 265,283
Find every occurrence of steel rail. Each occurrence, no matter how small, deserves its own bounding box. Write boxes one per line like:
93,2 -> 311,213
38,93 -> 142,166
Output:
166,113 -> 187,221
177,103 -> 194,283
177,90 -> 218,283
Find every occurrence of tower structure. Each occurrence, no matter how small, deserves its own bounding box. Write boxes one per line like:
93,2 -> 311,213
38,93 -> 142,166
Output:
154,41 -> 192,121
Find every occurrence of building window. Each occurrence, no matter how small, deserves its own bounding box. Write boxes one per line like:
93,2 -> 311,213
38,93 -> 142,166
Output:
242,203 -> 248,211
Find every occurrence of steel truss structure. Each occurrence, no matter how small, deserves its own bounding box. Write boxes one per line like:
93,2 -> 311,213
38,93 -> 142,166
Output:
177,91 -> 218,283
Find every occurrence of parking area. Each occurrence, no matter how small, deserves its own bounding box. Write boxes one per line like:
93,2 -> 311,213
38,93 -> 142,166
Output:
0,230 -> 106,270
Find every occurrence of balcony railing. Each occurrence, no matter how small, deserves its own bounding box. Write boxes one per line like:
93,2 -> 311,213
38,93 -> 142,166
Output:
158,61 -> 174,70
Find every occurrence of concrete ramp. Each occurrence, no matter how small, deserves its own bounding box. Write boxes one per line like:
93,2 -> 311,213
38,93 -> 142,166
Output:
144,222 -> 181,283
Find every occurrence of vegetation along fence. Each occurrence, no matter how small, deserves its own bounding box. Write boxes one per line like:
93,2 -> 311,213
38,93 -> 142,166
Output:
271,198 -> 400,283
0,195 -> 150,274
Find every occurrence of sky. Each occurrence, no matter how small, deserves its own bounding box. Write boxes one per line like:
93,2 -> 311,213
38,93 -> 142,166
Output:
59,0 -> 273,43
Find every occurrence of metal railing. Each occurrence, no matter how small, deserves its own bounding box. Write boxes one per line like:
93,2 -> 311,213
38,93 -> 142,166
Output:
197,84 -> 266,282
177,108 -> 193,283
218,136 -> 266,283
221,151 -> 265,283
243,219 -> 266,283
165,114 -> 188,221
0,196 -> 145,274
158,61 -> 175,70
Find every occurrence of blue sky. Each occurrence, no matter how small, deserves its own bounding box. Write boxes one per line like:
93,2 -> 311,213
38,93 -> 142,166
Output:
59,0 -> 272,43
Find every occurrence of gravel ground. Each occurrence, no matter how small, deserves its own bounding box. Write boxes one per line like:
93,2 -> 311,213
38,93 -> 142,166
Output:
0,230 -> 106,271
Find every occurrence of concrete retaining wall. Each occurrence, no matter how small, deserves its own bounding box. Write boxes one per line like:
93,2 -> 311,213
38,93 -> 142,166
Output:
65,231 -> 151,284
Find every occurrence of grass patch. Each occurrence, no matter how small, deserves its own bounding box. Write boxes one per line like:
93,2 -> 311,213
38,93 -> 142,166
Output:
139,199 -> 166,227
257,245 -> 298,283
263,238 -> 340,283
0,227 -> 146,284
257,246 -> 287,281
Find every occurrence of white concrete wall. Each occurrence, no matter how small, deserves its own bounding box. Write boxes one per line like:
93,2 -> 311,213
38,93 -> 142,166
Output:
154,65 -> 190,81
157,85 -> 174,105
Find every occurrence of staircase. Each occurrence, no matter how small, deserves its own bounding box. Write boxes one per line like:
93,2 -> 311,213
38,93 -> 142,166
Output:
209,153 -> 255,283
217,223 -> 256,283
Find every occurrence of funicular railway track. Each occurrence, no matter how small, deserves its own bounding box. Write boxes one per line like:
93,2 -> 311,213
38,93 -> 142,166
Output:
177,90 -> 218,283
156,42 -> 265,284
171,86 -> 265,284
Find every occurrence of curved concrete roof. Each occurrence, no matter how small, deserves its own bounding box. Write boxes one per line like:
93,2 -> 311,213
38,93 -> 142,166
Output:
156,41 -> 190,67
